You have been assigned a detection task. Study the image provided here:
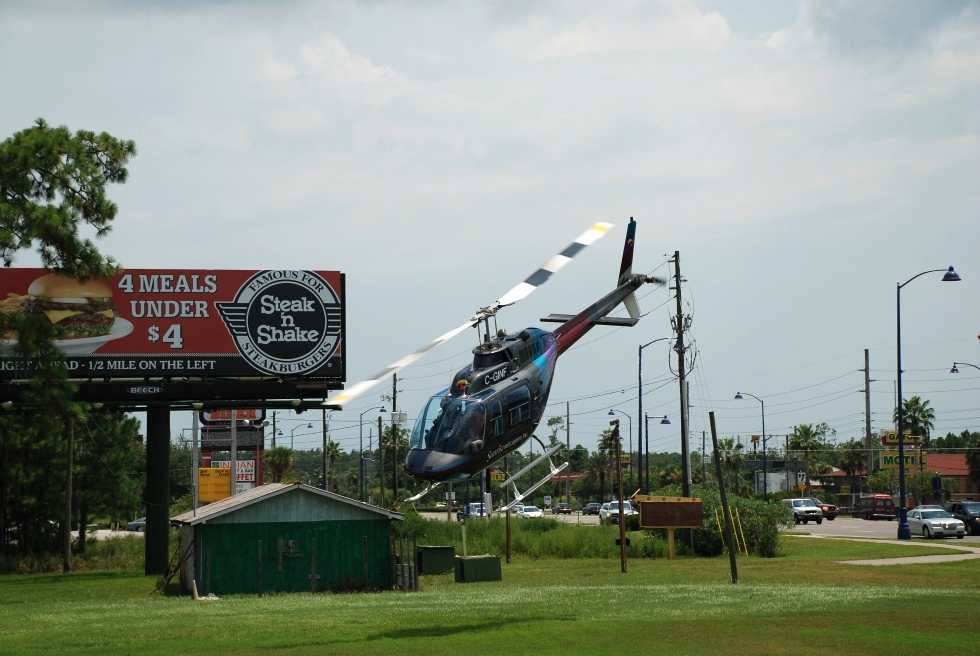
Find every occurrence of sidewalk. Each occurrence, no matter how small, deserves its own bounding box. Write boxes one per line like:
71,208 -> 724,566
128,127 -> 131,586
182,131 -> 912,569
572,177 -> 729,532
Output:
804,534 -> 980,566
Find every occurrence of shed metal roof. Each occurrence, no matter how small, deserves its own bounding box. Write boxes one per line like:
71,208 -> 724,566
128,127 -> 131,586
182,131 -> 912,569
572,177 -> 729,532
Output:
171,483 -> 404,526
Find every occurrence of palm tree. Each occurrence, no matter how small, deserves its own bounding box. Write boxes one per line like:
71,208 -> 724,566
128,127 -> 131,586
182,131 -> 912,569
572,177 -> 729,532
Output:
598,428 -> 621,498
789,424 -> 824,497
382,425 -> 410,504
345,467 -> 359,496
265,446 -> 295,483
717,437 -> 744,495
893,395 -> 935,444
324,441 -> 342,492
838,439 -> 868,494
584,451 -> 611,501
966,434 -> 980,490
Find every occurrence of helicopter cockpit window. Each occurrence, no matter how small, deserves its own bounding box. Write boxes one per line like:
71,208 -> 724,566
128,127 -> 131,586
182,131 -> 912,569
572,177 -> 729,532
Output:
411,396 -> 487,456
473,349 -> 509,370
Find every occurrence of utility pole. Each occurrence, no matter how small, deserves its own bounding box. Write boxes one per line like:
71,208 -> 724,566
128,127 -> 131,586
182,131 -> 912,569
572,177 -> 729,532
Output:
392,374 -> 398,502
230,409 -> 238,496
378,415 -> 385,507
566,402 -> 571,504
672,251 -> 692,499
672,251 -> 694,552
271,410 -> 277,449
702,430 -> 706,482
863,349 -> 873,494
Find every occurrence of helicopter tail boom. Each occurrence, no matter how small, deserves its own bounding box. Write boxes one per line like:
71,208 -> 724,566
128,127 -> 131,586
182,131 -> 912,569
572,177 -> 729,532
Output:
552,218 -> 659,354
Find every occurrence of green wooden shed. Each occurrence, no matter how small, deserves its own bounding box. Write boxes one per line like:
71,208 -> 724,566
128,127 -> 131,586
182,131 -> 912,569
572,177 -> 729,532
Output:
171,483 -> 403,596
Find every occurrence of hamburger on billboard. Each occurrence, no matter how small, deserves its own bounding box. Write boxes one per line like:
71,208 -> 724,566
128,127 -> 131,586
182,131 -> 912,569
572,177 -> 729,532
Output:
0,269 -> 345,381
24,274 -> 119,339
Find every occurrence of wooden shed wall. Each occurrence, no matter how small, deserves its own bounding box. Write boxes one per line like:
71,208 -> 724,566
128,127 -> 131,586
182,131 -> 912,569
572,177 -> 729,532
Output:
196,519 -> 393,595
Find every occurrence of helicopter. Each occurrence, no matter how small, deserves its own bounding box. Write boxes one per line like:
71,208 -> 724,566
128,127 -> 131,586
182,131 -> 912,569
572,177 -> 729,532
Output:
324,219 -> 663,506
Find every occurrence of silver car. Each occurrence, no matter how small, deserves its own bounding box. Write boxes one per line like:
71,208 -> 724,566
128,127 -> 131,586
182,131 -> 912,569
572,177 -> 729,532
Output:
783,498 -> 823,525
907,508 -> 965,539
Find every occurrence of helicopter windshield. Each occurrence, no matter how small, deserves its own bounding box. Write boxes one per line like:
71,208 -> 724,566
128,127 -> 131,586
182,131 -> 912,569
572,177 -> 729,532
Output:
410,395 -> 487,455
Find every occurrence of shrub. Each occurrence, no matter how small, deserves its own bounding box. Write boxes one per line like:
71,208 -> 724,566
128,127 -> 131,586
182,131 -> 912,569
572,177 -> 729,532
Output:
647,483 -> 791,558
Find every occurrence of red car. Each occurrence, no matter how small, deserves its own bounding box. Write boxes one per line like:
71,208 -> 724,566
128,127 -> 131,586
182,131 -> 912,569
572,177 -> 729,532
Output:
809,498 -> 839,520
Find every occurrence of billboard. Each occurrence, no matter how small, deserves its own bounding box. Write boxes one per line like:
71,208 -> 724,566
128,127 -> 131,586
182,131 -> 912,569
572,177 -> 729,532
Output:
198,467 -> 232,502
634,495 -> 704,529
882,450 -> 927,470
881,430 -> 923,447
0,269 -> 346,405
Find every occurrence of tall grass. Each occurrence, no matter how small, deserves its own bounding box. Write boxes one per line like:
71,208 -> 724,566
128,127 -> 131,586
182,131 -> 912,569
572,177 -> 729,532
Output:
400,513 -> 674,559
1,533 -> 150,574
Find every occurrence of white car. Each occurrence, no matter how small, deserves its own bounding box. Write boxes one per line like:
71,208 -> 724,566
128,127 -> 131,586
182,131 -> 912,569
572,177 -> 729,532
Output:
516,505 -> 543,518
907,508 -> 966,539
598,500 -> 637,524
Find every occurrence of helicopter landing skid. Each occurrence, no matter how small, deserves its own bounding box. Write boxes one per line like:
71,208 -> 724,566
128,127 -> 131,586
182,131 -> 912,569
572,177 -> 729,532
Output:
496,440 -> 569,512
404,481 -> 443,503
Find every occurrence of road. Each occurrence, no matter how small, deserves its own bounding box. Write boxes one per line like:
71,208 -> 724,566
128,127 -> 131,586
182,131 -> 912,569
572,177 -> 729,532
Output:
785,515 -> 980,542
422,511 -> 980,544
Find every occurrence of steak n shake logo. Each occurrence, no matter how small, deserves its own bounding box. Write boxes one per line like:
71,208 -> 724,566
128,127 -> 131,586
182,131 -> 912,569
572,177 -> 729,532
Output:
216,271 -> 341,376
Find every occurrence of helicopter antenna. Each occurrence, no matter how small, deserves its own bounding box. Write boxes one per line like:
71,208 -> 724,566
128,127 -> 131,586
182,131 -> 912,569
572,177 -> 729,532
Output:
323,222 -> 613,410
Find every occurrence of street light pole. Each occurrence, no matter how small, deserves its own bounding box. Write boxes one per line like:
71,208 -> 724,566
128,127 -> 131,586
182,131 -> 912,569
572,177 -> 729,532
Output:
359,406 -> 386,501
735,392 -> 766,500
638,337 -> 671,493
608,409 -> 632,489
950,362 -> 980,373
896,266 -> 960,540
290,423 -> 313,450
643,413 -> 671,491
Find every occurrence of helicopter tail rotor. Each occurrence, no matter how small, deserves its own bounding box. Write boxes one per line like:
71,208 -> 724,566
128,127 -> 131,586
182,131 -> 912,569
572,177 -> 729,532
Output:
618,218 -> 641,319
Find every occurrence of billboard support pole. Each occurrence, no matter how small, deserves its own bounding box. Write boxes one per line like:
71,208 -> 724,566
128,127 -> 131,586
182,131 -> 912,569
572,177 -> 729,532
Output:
145,405 -> 171,575
192,412 -> 199,515
230,410 -> 237,496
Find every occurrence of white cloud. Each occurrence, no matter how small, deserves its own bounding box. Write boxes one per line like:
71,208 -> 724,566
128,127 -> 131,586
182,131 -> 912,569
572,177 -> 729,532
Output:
298,32 -> 410,106
496,5 -> 730,61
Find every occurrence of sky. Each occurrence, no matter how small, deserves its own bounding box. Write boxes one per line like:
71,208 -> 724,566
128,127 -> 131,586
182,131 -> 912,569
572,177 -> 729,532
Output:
2,0 -> 978,460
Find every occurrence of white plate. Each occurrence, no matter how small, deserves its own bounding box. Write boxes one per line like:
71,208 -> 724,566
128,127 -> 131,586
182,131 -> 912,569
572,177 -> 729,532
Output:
1,318 -> 134,356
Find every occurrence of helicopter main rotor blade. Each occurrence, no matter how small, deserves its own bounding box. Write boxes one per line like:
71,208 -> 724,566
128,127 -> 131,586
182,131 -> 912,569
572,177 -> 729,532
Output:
485,222 -> 613,317
323,319 -> 476,409
324,221 -> 613,410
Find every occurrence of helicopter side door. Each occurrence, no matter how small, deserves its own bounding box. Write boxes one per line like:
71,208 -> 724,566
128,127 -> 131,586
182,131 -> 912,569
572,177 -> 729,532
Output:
504,384 -> 532,430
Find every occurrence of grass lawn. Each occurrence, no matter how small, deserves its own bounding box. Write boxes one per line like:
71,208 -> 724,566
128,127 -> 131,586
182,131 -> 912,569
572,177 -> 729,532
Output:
0,535 -> 977,655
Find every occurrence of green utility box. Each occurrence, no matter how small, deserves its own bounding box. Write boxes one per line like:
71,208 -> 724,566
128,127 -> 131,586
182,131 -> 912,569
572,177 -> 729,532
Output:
416,545 -> 456,575
454,555 -> 502,583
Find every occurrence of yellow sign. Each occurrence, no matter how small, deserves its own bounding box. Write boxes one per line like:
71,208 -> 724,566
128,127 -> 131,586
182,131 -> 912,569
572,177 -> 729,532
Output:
797,483 -> 806,492
882,430 -> 923,447
840,485 -> 850,495
490,470 -> 507,482
199,467 -> 231,502
881,451 -> 928,470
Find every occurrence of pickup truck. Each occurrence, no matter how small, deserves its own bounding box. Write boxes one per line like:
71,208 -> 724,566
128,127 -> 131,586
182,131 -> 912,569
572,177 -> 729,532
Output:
598,500 -> 637,524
